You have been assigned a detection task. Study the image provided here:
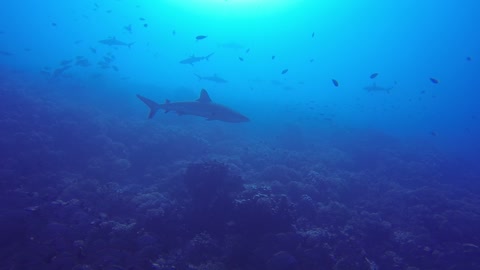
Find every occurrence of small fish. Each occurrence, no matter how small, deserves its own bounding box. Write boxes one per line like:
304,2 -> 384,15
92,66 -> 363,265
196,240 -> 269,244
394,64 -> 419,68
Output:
430,131 -> 437,136
76,59 -> 91,67
309,59 -> 314,63
463,243 -> 480,249
89,47 -> 97,54
103,56 -> 114,63
332,79 -> 339,87
0,51 -> 13,56
429,77 -> 439,84
271,55 -> 275,60
466,56 -> 472,61
281,69 -> 288,74
238,57 -> 244,61
370,73 -> 378,79
143,23 -> 148,28
98,61 -> 110,69
40,70 -> 50,76
311,32 -> 315,38
124,24 -> 132,34
74,40 -> 83,44
51,22 -> 57,27
24,48 -> 32,52
196,35 -> 207,40
25,206 -> 40,212
172,30 -> 176,36
51,65 -> 71,79
139,17 -> 146,21
271,80 -> 283,86
112,65 -> 119,72
245,48 -> 250,53
60,59 -> 73,65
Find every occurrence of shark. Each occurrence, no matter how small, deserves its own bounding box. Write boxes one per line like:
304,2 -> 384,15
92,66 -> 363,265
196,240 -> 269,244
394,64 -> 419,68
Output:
179,53 -> 214,65
98,37 -> 134,48
194,73 -> 227,83
136,89 -> 249,123
363,82 -> 396,93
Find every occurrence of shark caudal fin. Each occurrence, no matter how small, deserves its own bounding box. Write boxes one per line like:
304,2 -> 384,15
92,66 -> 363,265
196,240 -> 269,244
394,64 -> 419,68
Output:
136,94 -> 161,119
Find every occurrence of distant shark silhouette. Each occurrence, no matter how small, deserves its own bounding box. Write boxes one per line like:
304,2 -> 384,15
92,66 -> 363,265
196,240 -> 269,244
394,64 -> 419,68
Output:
194,73 -> 227,83
136,89 -> 249,123
179,53 -> 214,65
363,82 -> 397,93
98,37 -> 134,48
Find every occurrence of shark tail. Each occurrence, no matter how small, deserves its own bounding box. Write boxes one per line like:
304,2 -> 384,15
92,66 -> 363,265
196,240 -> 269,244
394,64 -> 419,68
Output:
136,94 -> 161,119
205,53 -> 214,61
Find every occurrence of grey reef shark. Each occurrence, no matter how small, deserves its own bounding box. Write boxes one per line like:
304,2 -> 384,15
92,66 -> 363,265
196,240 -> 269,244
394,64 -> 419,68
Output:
363,82 -> 397,93
179,53 -> 214,65
136,89 -> 249,123
98,37 -> 134,48
194,73 -> 227,83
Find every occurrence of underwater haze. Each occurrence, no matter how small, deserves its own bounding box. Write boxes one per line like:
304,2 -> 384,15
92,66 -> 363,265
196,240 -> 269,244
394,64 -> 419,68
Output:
1,0 -> 480,269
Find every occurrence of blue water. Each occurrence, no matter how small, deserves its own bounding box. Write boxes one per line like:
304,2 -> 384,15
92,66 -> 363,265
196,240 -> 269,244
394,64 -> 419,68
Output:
1,1 -> 479,269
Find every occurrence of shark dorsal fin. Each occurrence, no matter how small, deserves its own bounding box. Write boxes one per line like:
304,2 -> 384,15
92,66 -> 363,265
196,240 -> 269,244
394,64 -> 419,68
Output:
197,89 -> 212,103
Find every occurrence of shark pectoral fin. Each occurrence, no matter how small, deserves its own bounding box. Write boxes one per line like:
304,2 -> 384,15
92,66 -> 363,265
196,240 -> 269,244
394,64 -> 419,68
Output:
205,53 -> 214,61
